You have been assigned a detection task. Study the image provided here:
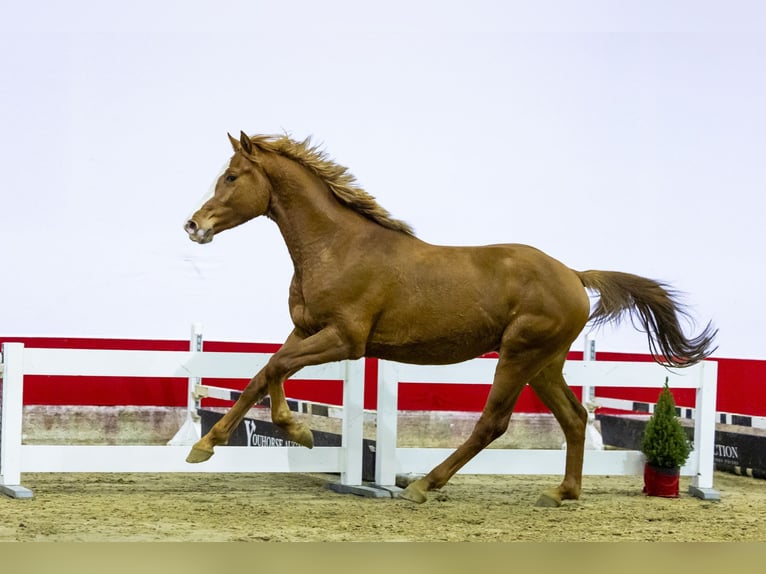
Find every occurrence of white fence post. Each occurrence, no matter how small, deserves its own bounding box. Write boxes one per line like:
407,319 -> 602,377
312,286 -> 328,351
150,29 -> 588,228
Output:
0,343 -> 33,498
168,323 -> 203,446
581,335 -> 603,450
582,333 -> 596,403
340,359 -> 365,485
689,360 -> 718,496
374,360 -> 399,486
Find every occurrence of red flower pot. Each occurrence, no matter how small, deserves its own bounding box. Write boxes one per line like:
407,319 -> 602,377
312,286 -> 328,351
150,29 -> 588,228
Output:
643,463 -> 680,498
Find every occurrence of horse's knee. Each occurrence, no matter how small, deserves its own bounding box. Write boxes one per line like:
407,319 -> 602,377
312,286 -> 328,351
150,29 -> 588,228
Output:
240,375 -> 269,406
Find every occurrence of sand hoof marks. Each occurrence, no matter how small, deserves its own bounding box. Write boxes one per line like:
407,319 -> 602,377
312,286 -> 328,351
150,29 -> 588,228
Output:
535,492 -> 563,507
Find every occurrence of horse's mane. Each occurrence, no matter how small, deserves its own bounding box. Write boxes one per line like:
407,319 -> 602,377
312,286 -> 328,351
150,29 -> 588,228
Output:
248,134 -> 415,236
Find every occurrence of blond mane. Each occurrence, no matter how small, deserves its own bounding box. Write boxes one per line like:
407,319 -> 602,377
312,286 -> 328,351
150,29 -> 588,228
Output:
248,134 -> 415,236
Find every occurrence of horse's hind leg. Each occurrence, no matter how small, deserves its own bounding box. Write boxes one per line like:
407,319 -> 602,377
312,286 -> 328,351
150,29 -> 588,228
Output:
527,355 -> 588,507
398,354 -> 532,504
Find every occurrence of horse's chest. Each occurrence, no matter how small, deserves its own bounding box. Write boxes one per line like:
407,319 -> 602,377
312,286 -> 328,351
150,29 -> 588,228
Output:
288,283 -> 327,334
289,302 -> 319,332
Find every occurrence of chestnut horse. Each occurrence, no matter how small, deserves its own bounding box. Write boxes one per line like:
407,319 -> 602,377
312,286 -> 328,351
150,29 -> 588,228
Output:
184,132 -> 716,506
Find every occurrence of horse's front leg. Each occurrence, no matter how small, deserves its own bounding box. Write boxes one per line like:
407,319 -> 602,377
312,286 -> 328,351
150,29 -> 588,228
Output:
186,326 -> 359,463
267,378 -> 314,448
260,330 -> 316,448
185,365 -> 272,463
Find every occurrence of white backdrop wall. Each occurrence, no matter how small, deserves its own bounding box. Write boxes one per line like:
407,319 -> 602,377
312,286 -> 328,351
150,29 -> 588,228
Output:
2,1 -> 764,359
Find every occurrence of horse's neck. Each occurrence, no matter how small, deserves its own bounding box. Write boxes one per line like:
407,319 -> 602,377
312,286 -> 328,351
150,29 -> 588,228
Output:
267,163 -> 369,267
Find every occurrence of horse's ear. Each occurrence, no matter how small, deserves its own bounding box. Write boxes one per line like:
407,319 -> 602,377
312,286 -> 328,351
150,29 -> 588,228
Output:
227,132 -> 240,152
239,131 -> 253,155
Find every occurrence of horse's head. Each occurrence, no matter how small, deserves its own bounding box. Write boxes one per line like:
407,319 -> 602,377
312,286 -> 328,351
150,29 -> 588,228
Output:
184,131 -> 273,244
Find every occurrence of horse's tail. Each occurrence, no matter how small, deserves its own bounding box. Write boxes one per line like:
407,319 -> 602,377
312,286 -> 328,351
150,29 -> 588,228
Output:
576,270 -> 717,368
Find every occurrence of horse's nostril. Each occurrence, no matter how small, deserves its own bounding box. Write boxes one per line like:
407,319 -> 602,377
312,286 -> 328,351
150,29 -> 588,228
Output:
184,220 -> 198,233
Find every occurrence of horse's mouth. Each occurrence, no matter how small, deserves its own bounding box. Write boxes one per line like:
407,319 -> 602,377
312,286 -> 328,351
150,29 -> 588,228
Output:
184,220 -> 214,244
189,232 -> 213,244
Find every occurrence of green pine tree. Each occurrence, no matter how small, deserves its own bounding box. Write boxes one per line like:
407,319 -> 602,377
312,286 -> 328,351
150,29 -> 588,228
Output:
641,377 -> 691,469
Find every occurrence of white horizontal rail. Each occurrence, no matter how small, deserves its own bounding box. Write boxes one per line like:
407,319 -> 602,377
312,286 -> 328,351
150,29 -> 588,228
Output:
393,448 -> 699,477
392,359 -> 704,389
562,360 -> 703,389
19,347 -> 349,380
19,445 -> 344,474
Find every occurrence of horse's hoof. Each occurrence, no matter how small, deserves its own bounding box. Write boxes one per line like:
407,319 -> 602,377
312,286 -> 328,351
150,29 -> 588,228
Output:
535,491 -> 562,507
186,445 -> 214,464
398,480 -> 428,504
289,424 -> 315,449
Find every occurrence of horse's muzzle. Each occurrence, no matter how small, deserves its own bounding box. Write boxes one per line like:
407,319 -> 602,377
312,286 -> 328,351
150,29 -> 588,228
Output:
184,220 -> 214,244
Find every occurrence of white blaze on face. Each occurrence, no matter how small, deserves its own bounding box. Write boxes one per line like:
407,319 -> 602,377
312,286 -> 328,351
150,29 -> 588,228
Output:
185,160 -> 230,220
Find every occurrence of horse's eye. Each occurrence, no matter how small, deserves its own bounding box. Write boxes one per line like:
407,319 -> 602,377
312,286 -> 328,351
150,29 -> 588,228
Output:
225,174 -> 237,183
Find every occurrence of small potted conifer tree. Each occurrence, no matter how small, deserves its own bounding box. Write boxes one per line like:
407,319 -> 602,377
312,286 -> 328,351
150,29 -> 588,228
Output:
641,377 -> 692,498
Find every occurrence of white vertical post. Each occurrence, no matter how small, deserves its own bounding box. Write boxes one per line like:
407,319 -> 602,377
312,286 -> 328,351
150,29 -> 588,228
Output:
579,334 -> 603,450
690,361 -> 718,495
167,323 -> 203,446
375,360 -> 399,486
0,343 -> 33,498
188,322 -> 203,416
582,333 -> 596,402
340,359 -> 365,485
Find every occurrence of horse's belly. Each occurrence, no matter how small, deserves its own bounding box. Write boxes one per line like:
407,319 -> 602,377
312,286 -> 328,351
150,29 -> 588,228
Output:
365,331 -> 500,365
